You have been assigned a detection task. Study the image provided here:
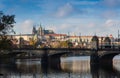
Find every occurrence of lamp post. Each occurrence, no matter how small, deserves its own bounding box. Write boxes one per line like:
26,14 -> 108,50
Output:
19,33 -> 21,49
101,37 -> 103,49
118,30 -> 120,49
118,30 -> 120,42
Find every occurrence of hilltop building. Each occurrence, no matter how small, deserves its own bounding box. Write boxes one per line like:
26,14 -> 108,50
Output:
7,24 -> 117,48
32,24 -> 54,35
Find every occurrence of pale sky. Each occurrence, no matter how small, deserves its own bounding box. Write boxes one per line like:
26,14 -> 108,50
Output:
1,0 -> 120,37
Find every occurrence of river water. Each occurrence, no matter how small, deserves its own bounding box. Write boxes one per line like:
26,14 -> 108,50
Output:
0,55 -> 120,78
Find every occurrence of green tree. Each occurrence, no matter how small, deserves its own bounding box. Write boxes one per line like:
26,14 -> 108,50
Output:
0,36 -> 12,49
59,41 -> 73,48
60,41 -> 68,48
0,11 -> 15,50
67,40 -> 73,48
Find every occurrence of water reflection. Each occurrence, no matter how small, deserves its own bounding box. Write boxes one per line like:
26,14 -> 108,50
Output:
113,55 -> 120,72
0,56 -> 120,78
61,56 -> 90,73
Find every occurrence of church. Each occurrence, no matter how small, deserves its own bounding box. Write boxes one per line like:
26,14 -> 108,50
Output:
9,24 -> 67,47
8,24 -> 55,46
32,24 -> 54,35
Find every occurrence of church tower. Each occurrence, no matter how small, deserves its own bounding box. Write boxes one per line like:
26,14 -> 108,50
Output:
32,26 -> 37,35
38,24 -> 43,36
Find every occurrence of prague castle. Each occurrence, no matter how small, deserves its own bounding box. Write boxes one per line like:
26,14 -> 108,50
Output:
8,24 -> 117,48
32,24 -> 54,35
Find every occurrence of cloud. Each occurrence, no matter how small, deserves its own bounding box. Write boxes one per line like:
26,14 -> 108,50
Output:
53,22 -> 95,35
105,19 -> 114,27
98,19 -> 120,36
72,0 -> 98,5
54,2 -> 89,18
59,23 -> 74,32
105,19 -> 120,27
15,20 -> 34,34
101,0 -> 120,8
99,0 -> 120,19
102,10 -> 118,19
88,22 -> 96,28
48,23 -> 73,33
47,26 -> 57,33
55,3 -> 73,18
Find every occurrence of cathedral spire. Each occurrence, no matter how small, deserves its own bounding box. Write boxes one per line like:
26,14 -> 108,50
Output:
32,25 -> 37,34
37,23 -> 43,36
40,23 -> 42,27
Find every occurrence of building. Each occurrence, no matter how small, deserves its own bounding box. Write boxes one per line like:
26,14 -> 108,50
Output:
32,24 -> 54,36
45,34 -> 67,41
7,24 -> 117,48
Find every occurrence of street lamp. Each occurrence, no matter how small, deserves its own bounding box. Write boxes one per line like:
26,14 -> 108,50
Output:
118,30 -> 120,42
19,33 -> 21,49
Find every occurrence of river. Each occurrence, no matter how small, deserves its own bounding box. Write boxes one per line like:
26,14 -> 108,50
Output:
0,55 -> 120,78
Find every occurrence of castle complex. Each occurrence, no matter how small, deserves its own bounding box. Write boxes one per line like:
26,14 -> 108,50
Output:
9,24 -> 119,48
32,24 -> 54,35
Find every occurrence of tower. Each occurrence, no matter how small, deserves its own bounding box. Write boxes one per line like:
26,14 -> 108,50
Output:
32,26 -> 37,35
38,24 -> 43,36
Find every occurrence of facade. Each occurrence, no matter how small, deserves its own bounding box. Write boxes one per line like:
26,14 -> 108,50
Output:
7,24 -> 116,48
32,24 -> 54,36
11,34 -> 33,45
45,34 -> 67,41
68,36 -> 93,43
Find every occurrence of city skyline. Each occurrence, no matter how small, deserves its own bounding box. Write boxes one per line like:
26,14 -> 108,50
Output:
0,0 -> 120,37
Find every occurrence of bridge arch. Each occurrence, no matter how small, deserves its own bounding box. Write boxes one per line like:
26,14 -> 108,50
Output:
48,52 -> 71,57
99,52 -> 120,64
42,52 -> 71,70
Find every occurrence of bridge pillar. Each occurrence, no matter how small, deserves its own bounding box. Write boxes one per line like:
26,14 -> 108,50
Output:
90,63 -> 99,78
41,49 -> 48,64
90,50 -> 99,64
48,55 -> 61,70
41,48 -> 49,75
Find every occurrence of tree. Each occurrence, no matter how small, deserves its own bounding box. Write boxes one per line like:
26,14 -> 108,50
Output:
0,11 -> 15,50
66,40 -> 73,48
0,36 -> 12,49
59,41 -> 68,48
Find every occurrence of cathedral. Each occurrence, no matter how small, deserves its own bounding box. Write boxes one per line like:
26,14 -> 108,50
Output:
7,24 -> 56,47
32,24 -> 54,36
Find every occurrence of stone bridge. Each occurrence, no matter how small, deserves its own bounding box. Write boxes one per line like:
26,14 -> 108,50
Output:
11,48 -> 92,58
90,49 -> 120,65
9,48 -> 120,65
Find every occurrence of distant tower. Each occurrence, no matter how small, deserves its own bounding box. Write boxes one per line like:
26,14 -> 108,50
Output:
42,27 -> 45,35
32,26 -> 37,35
38,24 -> 43,36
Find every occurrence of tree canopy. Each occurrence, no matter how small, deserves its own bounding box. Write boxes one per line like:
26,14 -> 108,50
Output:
0,11 -> 15,35
0,11 -> 15,50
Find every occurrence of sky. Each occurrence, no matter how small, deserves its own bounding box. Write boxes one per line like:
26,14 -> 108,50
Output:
0,0 -> 120,37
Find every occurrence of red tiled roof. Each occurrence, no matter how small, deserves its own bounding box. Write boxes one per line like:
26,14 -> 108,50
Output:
69,36 -> 93,38
45,34 -> 67,36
